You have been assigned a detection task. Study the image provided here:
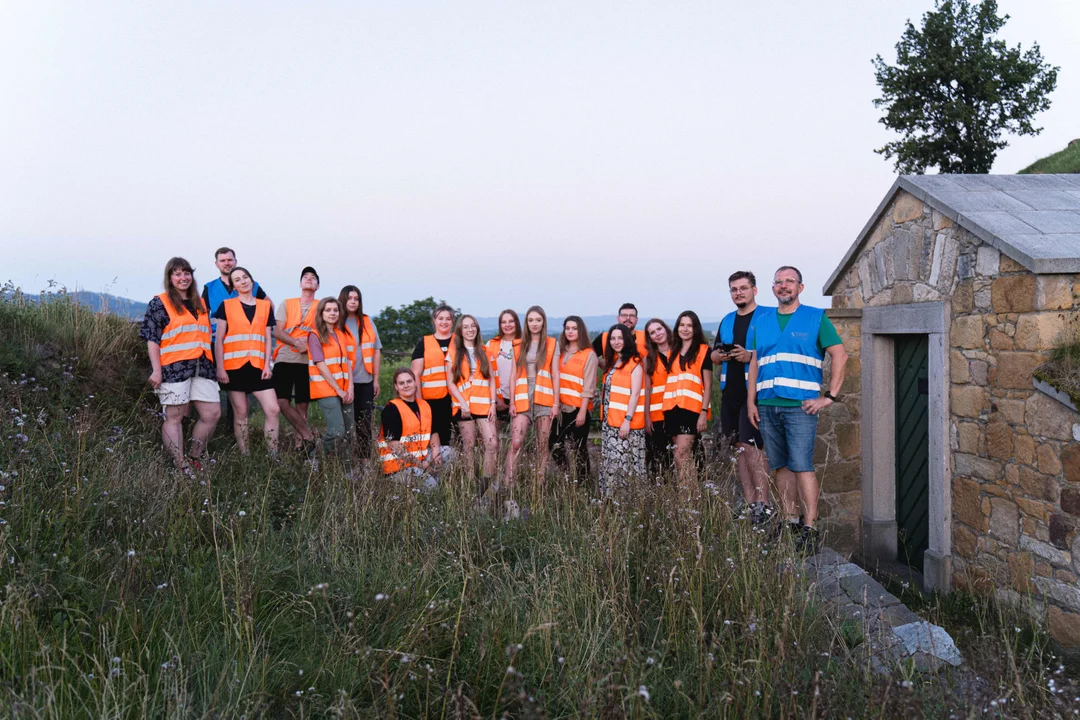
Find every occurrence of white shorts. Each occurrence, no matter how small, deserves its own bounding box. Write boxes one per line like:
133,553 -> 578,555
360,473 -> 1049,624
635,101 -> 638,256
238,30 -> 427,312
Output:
155,376 -> 221,406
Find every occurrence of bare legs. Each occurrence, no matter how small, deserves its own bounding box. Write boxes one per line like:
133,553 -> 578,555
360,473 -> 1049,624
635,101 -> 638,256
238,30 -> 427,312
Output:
229,389 -> 281,455
503,413 -> 553,486
672,433 -> 699,501
458,418 -> 499,488
774,468 -> 818,526
162,401 -> 220,469
737,443 -> 769,504
278,399 -> 314,445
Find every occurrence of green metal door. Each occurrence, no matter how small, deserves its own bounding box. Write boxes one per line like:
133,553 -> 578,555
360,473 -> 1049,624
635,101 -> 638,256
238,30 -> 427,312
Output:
894,335 -> 930,569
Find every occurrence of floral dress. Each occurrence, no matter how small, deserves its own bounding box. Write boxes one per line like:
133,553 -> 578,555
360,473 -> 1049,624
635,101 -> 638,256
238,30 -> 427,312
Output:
598,366 -> 646,496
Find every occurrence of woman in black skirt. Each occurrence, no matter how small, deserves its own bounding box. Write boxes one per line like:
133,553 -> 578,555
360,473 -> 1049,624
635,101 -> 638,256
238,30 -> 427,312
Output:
213,267 -> 281,455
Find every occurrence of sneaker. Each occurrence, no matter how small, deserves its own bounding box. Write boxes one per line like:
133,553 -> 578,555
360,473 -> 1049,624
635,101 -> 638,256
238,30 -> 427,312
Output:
794,525 -> 822,556
769,517 -> 802,542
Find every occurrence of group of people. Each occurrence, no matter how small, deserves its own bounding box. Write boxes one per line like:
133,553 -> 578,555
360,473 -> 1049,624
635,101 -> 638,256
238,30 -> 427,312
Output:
141,249 -> 847,549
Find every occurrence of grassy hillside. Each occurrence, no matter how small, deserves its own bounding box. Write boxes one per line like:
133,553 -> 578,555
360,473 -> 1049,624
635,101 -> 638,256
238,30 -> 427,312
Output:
1018,140 -> 1080,174
0,292 -> 1076,716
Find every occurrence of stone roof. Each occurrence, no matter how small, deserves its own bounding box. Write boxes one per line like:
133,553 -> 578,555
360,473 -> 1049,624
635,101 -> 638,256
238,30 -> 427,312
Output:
824,174 -> 1080,295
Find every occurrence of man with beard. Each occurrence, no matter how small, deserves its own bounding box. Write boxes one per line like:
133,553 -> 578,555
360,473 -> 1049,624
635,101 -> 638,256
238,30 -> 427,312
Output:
746,266 -> 847,554
710,271 -> 770,524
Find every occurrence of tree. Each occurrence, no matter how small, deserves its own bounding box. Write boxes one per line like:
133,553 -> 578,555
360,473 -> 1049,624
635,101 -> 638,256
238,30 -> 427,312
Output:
374,297 -> 457,352
872,0 -> 1058,174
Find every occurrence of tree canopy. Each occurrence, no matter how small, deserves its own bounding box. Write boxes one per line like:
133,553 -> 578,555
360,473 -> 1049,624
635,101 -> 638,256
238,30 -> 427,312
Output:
374,296 -> 457,352
872,0 -> 1058,174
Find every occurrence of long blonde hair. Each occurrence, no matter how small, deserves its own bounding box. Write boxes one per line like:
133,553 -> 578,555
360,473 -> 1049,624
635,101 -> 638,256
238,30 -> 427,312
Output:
516,305 -> 549,372
450,314 -> 492,383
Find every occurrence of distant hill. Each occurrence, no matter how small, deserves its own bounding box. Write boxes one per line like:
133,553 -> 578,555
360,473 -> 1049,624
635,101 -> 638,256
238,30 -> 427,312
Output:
4,290 -> 146,320
1018,139 -> 1080,174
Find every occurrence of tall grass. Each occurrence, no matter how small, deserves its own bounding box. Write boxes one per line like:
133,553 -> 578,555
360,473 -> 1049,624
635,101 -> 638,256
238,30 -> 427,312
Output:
0,292 -> 1075,717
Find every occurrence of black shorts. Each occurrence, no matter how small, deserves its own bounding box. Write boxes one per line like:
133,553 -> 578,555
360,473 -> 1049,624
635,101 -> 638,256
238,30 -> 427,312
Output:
664,407 -> 701,437
273,362 -> 311,403
719,396 -> 765,449
225,362 -> 274,394
426,394 -> 453,445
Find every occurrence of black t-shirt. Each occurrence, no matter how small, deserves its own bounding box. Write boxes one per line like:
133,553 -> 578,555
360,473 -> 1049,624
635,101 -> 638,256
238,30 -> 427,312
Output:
411,336 -> 451,361
591,335 -> 604,357
715,310 -> 754,403
670,346 -> 713,375
212,301 -> 278,326
381,400 -> 422,441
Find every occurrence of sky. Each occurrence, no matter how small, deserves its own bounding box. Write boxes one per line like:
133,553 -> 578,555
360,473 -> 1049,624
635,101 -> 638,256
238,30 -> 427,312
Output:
1,0 -> 1078,320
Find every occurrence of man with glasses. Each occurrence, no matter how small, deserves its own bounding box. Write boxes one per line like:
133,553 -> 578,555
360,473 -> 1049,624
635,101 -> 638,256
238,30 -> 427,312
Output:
593,302 -> 648,367
746,266 -> 847,554
710,271 -> 770,524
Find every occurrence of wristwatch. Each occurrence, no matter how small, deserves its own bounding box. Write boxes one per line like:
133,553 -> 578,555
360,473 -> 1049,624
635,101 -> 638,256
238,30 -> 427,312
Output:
824,391 -> 839,401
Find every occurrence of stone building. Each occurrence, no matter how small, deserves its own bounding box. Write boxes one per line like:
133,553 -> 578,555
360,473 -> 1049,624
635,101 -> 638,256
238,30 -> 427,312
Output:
817,174 -> 1080,648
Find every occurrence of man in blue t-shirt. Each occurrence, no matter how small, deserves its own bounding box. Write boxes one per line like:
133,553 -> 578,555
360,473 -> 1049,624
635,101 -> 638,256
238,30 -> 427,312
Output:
746,266 -> 847,555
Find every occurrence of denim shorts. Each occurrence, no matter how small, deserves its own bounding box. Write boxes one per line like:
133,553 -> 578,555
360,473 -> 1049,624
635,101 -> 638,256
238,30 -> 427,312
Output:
757,405 -> 818,473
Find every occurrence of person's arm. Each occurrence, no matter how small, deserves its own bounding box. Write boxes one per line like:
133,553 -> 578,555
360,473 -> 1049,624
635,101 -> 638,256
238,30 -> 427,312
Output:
142,299 -> 165,388
747,352 -> 760,428
622,364 -> 643,439
803,343 -> 848,415
643,375 -> 654,434
550,344 -> 561,416
410,358 -> 426,394
445,357 -> 471,418
261,325 -> 274,380
698,363 -> 712,434
426,431 -> 443,469
147,342 -> 163,388
214,319 -> 229,384
373,349 -> 382,399
577,352 -> 597,427
508,361 -> 519,417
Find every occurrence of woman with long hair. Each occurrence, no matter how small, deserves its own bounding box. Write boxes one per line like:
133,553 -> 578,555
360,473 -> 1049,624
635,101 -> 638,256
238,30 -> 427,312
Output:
410,304 -> 456,447
642,318 -> 675,476
307,297 -> 355,467
662,310 -> 713,492
598,324 -> 646,494
139,257 -> 221,472
376,367 -> 444,491
338,285 -> 382,459
549,316 -> 596,481
486,309 -> 521,424
212,266 -> 281,455
504,306 -> 560,488
445,314 -> 498,490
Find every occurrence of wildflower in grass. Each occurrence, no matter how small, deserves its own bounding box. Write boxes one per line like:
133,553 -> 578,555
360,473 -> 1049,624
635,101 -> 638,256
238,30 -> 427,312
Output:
375,593 -> 386,601
127,549 -> 136,557
638,686 -> 650,701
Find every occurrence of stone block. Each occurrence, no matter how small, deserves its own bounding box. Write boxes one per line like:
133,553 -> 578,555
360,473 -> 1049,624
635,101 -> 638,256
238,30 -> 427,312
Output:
954,476 -> 986,530
1000,254 -> 1026,273
950,315 -> 984,349
892,284 -> 914,304
1038,443 -> 1063,476
1008,552 -> 1035,593
835,422 -> 860,459
976,246 -> 1001,277
954,453 -> 1003,482
952,281 -> 974,314
892,621 -> 963,667
992,352 -> 1044,389
821,461 -> 860,493
1063,488 -> 1080,516
956,422 -> 982,455
1037,275 -> 1074,311
1021,535 -> 1070,565
893,193 -> 924,224
985,421 -> 1013,460
991,274 -> 1036,314
819,490 -> 860,519
933,210 -> 953,230
970,360 -> 989,386
1064,445 -> 1080,484
1026,393 -> 1080,441
1036,576 -> 1080,612
1014,312 -> 1070,351
1013,434 -> 1035,465
988,328 -> 1014,351
989,498 -> 1020,543
952,386 -> 987,418
950,351 -> 970,383
996,398 -> 1027,425
812,436 -> 829,465
1049,606 -> 1080,647
1051,514 -> 1071,549
1016,496 -> 1051,523
1019,466 -> 1059,502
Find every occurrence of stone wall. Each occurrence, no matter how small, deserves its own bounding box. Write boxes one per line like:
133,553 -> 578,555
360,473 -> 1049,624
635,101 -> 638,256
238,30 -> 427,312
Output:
827,189 -> 1080,649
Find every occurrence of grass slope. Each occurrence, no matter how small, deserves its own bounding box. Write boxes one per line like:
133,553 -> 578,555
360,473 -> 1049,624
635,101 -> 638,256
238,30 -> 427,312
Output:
0,293 -> 1077,717
1018,140 -> 1080,174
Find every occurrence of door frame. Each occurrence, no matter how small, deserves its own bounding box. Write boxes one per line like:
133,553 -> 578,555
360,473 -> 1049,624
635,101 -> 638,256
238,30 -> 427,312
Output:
860,302 -> 952,593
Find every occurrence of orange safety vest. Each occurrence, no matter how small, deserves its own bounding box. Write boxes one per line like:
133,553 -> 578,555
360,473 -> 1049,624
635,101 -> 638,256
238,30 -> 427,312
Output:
274,298 -> 319,361
377,398 -> 433,474
601,357 -> 646,429
156,293 -> 212,366
221,297 -> 271,370
514,337 -> 556,412
558,347 -> 595,411
662,343 -> 711,415
356,315 -> 377,375
486,337 -> 520,400
647,355 -> 670,422
308,328 -> 352,400
600,329 -> 648,359
447,345 -> 496,416
419,335 -> 450,400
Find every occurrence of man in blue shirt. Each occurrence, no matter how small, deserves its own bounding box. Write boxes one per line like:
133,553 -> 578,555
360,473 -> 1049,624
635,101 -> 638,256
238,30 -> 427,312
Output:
747,266 -> 847,554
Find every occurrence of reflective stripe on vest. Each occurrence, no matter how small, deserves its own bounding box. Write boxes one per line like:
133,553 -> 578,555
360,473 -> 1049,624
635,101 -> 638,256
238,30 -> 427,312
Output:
156,293 -> 212,365
601,357 -> 645,429
420,335 -> 450,399
274,298 -> 318,360
222,297 -> 271,370
558,348 -> 595,411
358,315 -> 377,374
661,344 -> 710,414
647,359 -> 670,421
448,344 -> 495,416
753,305 -> 825,402
378,398 -> 433,474
308,329 -> 352,399
513,337 -> 557,412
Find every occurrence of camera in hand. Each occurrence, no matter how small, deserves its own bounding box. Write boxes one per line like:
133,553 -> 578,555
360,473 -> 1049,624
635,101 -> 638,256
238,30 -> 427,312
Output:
718,343 -> 736,353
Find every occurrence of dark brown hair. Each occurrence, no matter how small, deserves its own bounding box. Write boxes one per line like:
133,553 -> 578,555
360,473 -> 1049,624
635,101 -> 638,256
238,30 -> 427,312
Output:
604,324 -> 640,369
162,257 -> 201,317
450,314 -> 492,383
558,315 -> 589,356
643,318 -> 673,376
517,306 -> 550,372
669,311 -> 707,370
